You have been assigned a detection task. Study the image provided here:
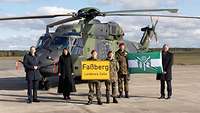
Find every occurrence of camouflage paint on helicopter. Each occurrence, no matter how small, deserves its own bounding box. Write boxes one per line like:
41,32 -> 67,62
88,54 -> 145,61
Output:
36,19 -> 138,79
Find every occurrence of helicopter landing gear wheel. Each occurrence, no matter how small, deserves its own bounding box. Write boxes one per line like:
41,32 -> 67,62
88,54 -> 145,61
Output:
39,78 -> 49,90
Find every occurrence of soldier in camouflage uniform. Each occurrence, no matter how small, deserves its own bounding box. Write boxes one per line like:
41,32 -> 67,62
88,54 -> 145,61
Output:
105,51 -> 119,103
115,43 -> 130,98
87,50 -> 103,105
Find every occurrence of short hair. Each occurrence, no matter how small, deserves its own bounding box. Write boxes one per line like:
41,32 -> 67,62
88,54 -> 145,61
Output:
91,50 -> 97,54
107,51 -> 113,56
30,46 -> 36,50
119,42 -> 125,47
163,44 -> 169,48
63,48 -> 69,51
62,48 -> 69,54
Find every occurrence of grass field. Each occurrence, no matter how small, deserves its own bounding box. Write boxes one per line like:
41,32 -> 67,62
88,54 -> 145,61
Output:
174,53 -> 200,65
0,52 -> 199,65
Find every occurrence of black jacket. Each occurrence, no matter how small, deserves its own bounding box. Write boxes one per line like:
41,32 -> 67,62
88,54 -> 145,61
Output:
58,54 -> 74,78
157,51 -> 174,81
58,54 -> 76,93
23,53 -> 42,81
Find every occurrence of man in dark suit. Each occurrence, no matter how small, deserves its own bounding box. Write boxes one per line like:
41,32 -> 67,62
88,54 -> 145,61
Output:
157,44 -> 173,99
23,46 -> 41,103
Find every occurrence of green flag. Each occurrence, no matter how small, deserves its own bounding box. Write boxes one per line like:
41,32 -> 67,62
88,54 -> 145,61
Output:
128,51 -> 163,74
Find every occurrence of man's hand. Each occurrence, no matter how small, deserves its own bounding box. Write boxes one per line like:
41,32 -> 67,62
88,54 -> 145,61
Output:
58,73 -> 61,76
34,66 -> 38,70
72,73 -> 74,76
163,71 -> 167,74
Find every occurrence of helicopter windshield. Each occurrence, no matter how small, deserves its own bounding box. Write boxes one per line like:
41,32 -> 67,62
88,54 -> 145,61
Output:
50,36 -> 69,49
36,36 -> 49,48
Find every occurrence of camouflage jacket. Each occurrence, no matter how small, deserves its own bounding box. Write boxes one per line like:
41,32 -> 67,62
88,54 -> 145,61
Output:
115,49 -> 128,75
106,58 -> 119,82
87,57 -> 100,82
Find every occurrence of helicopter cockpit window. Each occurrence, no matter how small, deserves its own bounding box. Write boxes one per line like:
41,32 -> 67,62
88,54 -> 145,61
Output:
36,36 -> 49,48
37,39 -> 43,48
71,38 -> 83,55
51,37 -> 68,49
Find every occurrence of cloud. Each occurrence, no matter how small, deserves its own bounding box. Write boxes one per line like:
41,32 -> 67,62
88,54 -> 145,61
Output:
0,1 -> 200,50
0,6 -> 75,50
0,28 -> 43,50
96,0 -> 177,8
35,6 -> 75,15
0,0 -> 31,3
94,0 -> 200,48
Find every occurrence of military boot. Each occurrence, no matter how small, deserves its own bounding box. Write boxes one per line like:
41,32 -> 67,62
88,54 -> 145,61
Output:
87,100 -> 93,105
106,91 -> 110,104
106,96 -> 110,104
113,97 -> 118,103
158,95 -> 165,99
97,100 -> 103,105
125,91 -> 129,98
118,92 -> 123,98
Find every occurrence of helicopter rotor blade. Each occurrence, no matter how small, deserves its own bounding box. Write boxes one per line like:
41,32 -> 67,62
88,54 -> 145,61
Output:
154,31 -> 158,42
47,16 -> 81,28
0,14 -> 75,21
103,9 -> 178,14
104,13 -> 200,19
150,16 -> 154,27
152,17 -> 159,31
154,18 -> 159,27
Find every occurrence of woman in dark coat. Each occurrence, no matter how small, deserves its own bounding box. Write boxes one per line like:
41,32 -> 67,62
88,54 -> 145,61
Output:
58,48 -> 76,100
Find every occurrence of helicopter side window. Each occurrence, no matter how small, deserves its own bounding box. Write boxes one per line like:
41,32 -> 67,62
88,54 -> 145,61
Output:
71,38 -> 83,55
37,39 -> 43,48
51,37 -> 68,49
36,36 -> 49,48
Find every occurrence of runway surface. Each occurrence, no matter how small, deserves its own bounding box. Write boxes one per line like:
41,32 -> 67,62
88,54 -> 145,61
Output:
0,58 -> 200,113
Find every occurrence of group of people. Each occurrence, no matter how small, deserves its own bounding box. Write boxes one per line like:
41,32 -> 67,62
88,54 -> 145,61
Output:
56,43 -> 130,105
23,43 -> 173,104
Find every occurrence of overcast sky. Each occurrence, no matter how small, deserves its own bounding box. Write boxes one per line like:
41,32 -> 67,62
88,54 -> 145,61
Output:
0,0 -> 199,50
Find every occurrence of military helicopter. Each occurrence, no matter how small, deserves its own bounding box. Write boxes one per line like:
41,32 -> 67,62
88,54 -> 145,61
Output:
1,7 -> 200,90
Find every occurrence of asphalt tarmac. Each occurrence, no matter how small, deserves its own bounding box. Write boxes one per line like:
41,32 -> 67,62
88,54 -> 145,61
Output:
0,58 -> 200,113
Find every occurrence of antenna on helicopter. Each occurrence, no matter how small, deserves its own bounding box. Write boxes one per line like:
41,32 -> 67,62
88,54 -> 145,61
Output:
46,26 -> 50,34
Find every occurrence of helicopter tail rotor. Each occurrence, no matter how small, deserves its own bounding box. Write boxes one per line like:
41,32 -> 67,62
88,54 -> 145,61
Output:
150,17 -> 159,42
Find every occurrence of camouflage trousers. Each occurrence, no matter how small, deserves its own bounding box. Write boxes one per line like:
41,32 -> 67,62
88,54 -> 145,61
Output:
88,81 -> 101,101
105,80 -> 117,98
118,74 -> 129,94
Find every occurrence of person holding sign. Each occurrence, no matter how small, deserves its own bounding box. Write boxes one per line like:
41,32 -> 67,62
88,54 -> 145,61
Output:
58,48 -> 76,100
87,50 -> 103,105
157,44 -> 174,99
105,51 -> 119,103
115,43 -> 130,98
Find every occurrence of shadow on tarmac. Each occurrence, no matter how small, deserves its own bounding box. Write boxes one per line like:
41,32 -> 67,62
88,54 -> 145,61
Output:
0,77 -> 26,90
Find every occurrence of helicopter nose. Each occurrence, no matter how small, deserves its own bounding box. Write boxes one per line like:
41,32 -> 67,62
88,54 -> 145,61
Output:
47,56 -> 54,61
37,49 -> 52,64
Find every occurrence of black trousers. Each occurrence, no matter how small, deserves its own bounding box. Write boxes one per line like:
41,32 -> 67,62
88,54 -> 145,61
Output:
160,80 -> 172,97
62,78 -> 72,98
63,85 -> 70,98
27,80 -> 38,101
